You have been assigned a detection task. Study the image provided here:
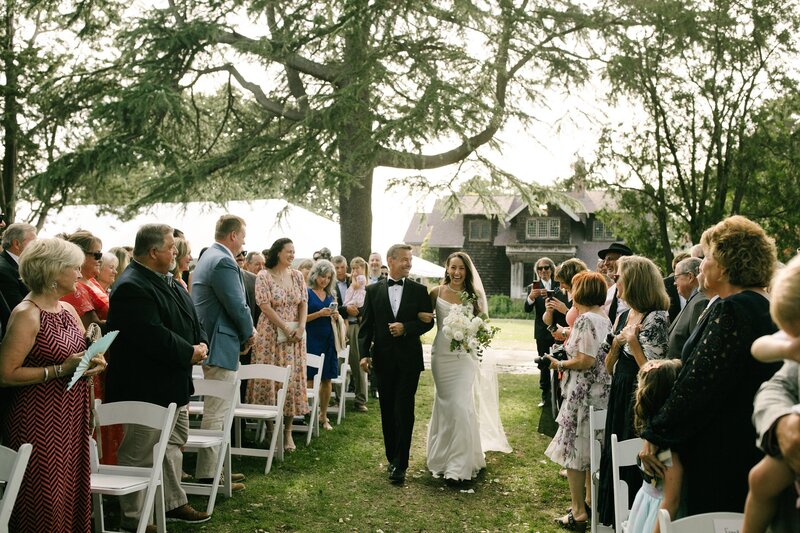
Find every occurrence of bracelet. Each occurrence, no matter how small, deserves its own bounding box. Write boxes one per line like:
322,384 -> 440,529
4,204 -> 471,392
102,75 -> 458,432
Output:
43,366 -> 49,382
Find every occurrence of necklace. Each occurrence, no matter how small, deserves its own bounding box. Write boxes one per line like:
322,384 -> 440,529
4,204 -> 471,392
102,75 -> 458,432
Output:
447,283 -> 464,293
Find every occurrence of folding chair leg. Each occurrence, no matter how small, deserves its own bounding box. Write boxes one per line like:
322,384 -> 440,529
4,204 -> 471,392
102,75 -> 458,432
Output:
92,493 -> 105,533
155,483 -> 166,533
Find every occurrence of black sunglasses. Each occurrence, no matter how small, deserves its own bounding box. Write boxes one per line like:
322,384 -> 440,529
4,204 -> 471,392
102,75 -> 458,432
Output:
86,251 -> 103,261
536,265 -> 551,271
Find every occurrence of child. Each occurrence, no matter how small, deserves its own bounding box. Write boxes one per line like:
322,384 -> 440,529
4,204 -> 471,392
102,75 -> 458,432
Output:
343,257 -> 367,309
743,254 -> 800,533
626,358 -> 684,533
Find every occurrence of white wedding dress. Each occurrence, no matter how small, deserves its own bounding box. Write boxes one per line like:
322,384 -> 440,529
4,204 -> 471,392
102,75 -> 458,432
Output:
426,297 -> 511,481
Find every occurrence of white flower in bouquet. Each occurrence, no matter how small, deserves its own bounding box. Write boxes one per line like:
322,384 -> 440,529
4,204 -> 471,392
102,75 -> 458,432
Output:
441,290 -> 500,359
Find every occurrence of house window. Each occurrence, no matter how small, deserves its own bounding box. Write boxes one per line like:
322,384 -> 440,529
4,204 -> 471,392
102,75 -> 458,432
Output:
468,219 -> 491,241
593,219 -> 615,241
526,217 -> 560,240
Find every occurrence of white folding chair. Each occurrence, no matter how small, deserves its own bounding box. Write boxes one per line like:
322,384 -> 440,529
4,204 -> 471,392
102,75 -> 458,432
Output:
330,346 -> 350,425
588,406 -> 607,533
231,364 -> 291,474
91,400 -> 177,533
0,443 -> 33,533
294,353 -> 323,445
181,378 -> 239,514
658,509 -> 743,533
610,433 -> 644,533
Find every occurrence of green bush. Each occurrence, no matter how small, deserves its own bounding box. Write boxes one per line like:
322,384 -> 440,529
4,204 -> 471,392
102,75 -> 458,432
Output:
488,295 -> 531,319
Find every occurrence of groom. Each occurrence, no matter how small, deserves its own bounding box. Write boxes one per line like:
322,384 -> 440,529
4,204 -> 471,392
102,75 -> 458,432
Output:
359,244 -> 434,483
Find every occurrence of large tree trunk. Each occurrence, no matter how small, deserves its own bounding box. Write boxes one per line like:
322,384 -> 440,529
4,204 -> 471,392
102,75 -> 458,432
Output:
1,0 -> 19,222
338,164 -> 373,262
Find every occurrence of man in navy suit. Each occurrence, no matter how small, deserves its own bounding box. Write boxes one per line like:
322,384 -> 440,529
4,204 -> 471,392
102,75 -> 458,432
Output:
359,244 -> 434,483
191,214 -> 255,487
107,223 -> 211,526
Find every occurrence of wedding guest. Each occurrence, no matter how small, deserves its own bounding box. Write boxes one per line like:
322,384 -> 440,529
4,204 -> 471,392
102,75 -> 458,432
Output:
639,215 -> 781,516
191,215 -> 254,488
245,251 -> 265,274
59,230 -> 108,329
626,359 -> 684,533
0,238 -> 107,532
744,253 -> 800,533
343,256 -> 369,411
106,224 -> 210,527
667,257 -> 708,359
0,223 -> 37,321
305,260 -> 341,430
367,252 -> 384,284
109,246 -> 131,283
171,237 -> 193,291
598,255 -> 670,526
95,252 -> 119,293
599,242 -> 634,323
246,238 -> 308,451
525,257 -> 569,408
544,272 -> 612,531
297,258 -> 314,282
664,251 -> 690,323
545,258 -> 588,342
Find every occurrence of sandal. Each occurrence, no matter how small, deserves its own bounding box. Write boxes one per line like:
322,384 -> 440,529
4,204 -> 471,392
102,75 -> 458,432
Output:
555,511 -> 587,532
566,503 -> 591,519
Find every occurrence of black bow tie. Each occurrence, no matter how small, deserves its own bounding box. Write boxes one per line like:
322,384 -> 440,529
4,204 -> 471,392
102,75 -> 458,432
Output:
387,278 -> 404,287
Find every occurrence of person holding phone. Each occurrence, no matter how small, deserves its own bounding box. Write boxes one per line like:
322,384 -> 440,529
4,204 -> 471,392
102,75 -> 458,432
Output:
524,257 -> 569,408
305,260 -> 341,430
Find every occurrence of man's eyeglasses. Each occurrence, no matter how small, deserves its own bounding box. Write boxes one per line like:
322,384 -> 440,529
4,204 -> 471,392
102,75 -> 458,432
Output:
536,265 -> 551,271
86,251 -> 103,261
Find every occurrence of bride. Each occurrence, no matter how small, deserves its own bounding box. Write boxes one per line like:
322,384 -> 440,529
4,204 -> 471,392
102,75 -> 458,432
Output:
424,251 -> 511,483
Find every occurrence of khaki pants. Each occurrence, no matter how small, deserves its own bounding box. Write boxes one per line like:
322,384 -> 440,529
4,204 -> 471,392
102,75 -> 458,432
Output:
195,365 -> 237,479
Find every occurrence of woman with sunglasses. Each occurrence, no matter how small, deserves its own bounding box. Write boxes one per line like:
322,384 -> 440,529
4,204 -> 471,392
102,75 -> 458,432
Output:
58,230 -> 122,464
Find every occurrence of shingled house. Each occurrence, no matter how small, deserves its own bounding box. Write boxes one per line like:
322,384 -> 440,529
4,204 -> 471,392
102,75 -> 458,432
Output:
403,187 -> 618,298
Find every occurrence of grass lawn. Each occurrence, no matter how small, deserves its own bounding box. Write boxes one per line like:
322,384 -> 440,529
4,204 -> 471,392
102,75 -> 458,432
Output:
164,371 -> 566,533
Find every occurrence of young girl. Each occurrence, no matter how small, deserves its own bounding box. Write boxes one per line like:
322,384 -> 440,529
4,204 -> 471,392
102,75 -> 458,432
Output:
343,257 -> 367,309
626,358 -> 683,533
743,254 -> 800,533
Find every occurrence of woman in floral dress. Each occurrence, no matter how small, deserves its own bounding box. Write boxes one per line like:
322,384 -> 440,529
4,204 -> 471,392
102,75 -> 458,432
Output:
246,238 -> 308,451
544,271 -> 612,531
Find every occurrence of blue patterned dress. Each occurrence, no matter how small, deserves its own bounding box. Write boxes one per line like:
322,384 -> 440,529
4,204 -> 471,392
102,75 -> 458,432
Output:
545,311 -> 612,470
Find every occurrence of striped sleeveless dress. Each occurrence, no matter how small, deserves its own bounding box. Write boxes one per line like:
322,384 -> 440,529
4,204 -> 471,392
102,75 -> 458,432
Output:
2,304 -> 91,532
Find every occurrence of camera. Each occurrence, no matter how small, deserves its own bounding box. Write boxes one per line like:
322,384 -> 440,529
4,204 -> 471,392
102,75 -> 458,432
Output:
533,344 -> 568,368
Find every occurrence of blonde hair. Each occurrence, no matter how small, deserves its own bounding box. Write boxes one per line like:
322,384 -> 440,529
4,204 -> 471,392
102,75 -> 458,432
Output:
770,254 -> 800,331
172,237 -> 191,277
350,256 -> 367,272
634,359 -> 682,435
19,238 -> 85,294
617,256 -> 670,313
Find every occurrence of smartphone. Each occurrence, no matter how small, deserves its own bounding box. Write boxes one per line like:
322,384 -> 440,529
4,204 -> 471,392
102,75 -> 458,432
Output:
328,302 -> 338,311
546,289 -> 555,299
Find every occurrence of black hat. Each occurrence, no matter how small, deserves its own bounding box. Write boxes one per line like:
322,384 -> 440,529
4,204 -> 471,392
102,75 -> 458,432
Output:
598,242 -> 633,259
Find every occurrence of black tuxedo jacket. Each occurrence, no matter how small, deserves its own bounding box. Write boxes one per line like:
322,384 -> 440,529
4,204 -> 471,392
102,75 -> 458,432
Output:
667,289 -> 709,359
0,251 -> 28,311
358,278 -> 434,374
106,261 -> 208,408
523,280 -> 568,348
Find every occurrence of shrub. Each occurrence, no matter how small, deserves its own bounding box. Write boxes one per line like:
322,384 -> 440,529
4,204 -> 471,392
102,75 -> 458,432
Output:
488,295 -> 531,319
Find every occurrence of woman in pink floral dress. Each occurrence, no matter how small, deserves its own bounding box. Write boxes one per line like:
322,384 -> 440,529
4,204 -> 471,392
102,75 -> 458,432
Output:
246,238 -> 308,451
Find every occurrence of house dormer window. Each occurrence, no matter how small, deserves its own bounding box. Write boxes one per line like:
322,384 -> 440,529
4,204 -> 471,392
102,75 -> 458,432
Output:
468,219 -> 491,241
526,217 -> 560,240
593,219 -> 615,241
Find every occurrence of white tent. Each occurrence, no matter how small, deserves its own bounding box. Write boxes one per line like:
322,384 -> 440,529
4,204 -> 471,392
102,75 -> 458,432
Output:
410,255 -> 445,279
26,199 -> 340,258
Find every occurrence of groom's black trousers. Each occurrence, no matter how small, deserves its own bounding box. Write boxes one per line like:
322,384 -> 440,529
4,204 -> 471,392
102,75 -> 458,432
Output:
375,364 -> 421,471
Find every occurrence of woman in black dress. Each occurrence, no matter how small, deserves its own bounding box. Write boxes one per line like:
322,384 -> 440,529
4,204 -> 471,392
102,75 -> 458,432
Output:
597,255 -> 670,526
638,215 -> 781,516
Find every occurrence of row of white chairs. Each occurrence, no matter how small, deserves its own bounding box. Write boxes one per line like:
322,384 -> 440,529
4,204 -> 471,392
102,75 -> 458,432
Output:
587,406 -> 744,533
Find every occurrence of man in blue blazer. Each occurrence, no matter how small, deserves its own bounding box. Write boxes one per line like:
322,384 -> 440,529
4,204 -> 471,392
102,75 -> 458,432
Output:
191,214 -> 255,486
358,244 -> 434,483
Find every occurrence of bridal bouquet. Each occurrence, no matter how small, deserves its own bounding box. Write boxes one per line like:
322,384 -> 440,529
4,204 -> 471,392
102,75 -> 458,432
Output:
441,291 -> 499,359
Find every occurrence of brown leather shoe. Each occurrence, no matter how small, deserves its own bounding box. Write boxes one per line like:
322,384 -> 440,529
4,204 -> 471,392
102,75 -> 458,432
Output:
197,477 -> 246,492
231,472 -> 246,482
165,503 -> 211,523
355,404 -> 368,412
